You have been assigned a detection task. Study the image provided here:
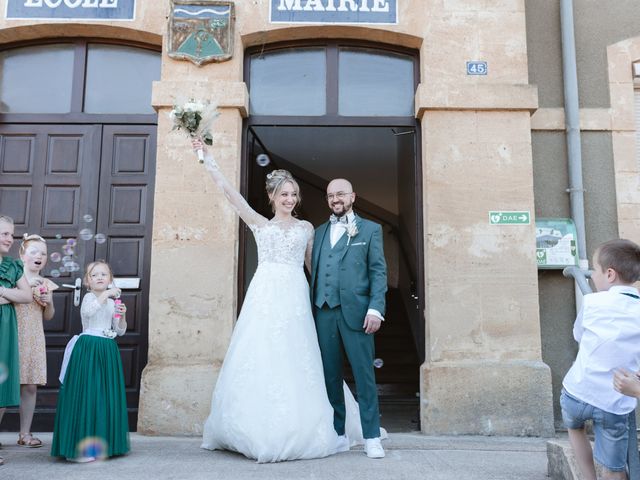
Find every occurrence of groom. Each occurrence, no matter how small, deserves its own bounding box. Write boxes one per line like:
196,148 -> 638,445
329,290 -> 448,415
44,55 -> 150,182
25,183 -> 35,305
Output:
310,178 -> 388,459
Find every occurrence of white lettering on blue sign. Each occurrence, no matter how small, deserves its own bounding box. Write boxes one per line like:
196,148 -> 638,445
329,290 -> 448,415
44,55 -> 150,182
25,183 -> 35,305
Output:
7,0 -> 131,18
22,0 -> 116,7
272,0 -> 396,24
466,61 -> 488,75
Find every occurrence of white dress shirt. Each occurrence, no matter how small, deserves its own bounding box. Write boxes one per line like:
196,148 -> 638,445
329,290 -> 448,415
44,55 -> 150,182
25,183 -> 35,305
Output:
563,285 -> 640,414
329,211 -> 384,322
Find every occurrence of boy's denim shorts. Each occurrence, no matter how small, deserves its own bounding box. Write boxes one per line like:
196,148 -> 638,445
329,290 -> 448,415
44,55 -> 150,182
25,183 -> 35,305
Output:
560,389 -> 629,472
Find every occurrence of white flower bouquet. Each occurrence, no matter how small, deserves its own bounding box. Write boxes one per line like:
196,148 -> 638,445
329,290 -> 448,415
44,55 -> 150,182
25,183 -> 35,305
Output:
169,99 -> 220,163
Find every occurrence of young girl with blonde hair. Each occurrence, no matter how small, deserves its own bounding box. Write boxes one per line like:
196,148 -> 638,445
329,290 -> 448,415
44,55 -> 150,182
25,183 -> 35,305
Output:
15,234 -> 58,448
0,216 -> 34,466
51,260 -> 129,462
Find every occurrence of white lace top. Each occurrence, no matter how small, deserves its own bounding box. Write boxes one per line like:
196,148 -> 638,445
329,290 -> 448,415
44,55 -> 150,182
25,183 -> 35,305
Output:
80,292 -> 127,336
205,153 -> 314,269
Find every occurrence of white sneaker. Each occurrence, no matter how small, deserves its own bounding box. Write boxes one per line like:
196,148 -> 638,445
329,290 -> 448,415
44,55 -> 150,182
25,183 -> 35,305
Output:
336,434 -> 350,453
364,437 -> 385,459
67,456 -> 96,463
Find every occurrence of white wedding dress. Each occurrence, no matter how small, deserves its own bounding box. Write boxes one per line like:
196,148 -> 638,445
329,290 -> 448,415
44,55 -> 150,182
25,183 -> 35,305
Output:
201,220 -> 372,462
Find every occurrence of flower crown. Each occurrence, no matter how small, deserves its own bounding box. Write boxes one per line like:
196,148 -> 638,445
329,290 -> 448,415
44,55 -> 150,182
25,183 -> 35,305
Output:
22,233 -> 46,243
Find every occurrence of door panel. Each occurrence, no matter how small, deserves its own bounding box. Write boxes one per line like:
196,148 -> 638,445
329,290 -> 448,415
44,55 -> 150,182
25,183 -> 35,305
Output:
97,125 -> 156,413
0,123 -> 154,430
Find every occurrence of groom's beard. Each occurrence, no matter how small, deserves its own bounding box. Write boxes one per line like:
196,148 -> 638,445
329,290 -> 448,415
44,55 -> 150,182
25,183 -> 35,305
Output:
330,201 -> 351,217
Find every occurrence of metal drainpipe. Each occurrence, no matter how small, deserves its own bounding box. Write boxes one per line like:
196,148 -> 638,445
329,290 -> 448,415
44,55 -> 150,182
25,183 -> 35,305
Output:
560,0 -> 589,309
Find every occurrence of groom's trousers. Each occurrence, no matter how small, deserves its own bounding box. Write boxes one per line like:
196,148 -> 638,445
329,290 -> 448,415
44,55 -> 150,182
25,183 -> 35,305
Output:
315,304 -> 381,439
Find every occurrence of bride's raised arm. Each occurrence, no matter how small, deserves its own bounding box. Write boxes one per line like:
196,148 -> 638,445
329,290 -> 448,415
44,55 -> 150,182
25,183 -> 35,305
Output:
194,141 -> 268,229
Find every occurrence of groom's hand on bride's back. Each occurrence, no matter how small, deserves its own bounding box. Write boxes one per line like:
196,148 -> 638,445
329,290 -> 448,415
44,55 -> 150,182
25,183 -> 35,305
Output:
363,314 -> 382,334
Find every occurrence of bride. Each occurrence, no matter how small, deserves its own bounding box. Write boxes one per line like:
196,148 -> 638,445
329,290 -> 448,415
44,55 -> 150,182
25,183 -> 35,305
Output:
194,142 -> 377,462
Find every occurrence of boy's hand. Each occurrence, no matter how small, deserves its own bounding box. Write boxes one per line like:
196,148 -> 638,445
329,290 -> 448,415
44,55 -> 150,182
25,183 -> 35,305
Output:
613,368 -> 640,398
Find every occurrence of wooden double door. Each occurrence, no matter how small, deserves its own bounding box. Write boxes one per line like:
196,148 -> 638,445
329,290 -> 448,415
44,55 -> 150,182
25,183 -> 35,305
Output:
0,123 -> 156,430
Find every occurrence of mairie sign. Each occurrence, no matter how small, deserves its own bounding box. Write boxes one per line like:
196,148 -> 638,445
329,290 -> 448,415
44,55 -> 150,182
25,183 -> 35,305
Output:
6,0 -> 135,20
270,0 -> 397,24
489,211 -> 531,225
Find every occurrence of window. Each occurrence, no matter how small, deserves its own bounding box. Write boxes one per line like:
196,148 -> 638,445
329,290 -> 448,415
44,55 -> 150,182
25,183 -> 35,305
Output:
0,41 -> 160,115
0,44 -> 75,113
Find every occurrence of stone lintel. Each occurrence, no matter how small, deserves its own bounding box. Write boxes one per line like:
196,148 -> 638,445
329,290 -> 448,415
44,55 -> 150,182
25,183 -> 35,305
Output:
152,80 -> 249,117
415,83 -> 538,117
420,360 -> 554,436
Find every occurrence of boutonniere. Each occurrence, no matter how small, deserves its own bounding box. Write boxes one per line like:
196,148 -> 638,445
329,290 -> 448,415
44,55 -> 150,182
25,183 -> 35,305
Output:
346,221 -> 359,246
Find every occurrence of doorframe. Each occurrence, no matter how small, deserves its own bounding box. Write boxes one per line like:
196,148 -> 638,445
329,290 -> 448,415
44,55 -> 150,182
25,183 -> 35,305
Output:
238,39 -> 425,361
0,38 -> 161,431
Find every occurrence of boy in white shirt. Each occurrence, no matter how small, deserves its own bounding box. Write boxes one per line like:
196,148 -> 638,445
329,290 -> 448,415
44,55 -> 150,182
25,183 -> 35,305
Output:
562,239 -> 640,480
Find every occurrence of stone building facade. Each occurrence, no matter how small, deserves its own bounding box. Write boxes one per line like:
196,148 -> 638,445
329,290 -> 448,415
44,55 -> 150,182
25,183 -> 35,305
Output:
0,0 -> 638,436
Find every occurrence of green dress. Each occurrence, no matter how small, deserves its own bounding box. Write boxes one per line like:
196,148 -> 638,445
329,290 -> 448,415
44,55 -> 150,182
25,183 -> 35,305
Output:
0,256 -> 23,408
51,293 -> 129,459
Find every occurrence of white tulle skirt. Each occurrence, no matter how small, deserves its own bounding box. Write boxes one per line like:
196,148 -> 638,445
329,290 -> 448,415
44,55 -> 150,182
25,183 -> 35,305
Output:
201,262 -> 384,462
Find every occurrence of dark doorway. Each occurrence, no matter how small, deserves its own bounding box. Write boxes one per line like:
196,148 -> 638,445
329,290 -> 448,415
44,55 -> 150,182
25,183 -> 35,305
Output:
242,124 -> 423,431
0,39 -> 160,431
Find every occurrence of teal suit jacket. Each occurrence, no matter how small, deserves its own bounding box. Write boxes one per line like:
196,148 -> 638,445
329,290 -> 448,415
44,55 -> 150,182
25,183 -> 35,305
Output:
311,215 -> 387,330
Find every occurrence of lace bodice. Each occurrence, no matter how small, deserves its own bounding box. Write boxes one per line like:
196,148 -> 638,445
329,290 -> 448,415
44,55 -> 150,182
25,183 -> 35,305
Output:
251,221 -> 314,267
80,292 -> 126,336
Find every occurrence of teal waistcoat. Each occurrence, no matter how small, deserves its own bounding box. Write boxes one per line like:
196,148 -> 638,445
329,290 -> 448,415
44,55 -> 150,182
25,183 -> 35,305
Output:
313,229 -> 348,309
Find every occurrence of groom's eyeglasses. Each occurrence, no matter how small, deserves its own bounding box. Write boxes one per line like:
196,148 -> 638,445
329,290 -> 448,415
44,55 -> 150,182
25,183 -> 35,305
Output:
326,192 -> 352,201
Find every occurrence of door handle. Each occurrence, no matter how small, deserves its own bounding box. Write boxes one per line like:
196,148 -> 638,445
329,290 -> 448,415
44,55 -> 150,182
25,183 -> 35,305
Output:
61,277 -> 82,307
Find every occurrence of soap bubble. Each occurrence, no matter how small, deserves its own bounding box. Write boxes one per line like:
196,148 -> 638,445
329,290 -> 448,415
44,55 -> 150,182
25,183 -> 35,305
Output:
50,269 -> 61,278
76,437 -> 107,461
62,255 -> 72,263
66,238 -> 77,247
79,228 -> 93,241
83,214 -> 93,223
94,233 -> 107,244
50,252 -> 61,263
0,363 -> 8,384
55,233 -> 62,239
62,245 -> 74,256
373,358 -> 384,369
256,153 -> 271,167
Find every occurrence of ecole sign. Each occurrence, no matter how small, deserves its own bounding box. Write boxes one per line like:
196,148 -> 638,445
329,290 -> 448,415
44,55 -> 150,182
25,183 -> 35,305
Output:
5,0 -> 135,19
270,0 -> 397,24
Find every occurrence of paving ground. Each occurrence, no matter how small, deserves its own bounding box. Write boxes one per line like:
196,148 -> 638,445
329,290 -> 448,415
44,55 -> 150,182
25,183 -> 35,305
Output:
0,432 -> 550,480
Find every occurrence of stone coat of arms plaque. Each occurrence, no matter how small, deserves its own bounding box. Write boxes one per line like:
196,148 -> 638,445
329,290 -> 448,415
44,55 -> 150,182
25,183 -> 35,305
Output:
168,1 -> 235,65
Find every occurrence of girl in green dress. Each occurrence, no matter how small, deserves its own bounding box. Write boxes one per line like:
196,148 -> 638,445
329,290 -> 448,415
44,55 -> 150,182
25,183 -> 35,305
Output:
51,260 -> 129,463
0,215 -> 36,466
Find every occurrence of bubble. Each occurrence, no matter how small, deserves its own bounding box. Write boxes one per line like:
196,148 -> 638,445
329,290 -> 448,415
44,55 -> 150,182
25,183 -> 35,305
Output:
76,437 -> 107,461
50,252 -> 61,263
373,358 -> 384,369
62,255 -> 72,263
0,363 -> 7,384
256,153 -> 271,167
66,238 -> 77,247
94,233 -> 107,244
64,261 -> 74,269
79,228 -> 93,241
68,262 -> 80,272
62,245 -> 74,256
55,233 -> 62,239
58,266 -> 67,273
83,214 -> 93,223
50,269 -> 61,278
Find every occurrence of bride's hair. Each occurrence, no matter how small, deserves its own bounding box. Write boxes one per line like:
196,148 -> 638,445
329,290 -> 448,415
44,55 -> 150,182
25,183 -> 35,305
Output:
265,169 -> 301,213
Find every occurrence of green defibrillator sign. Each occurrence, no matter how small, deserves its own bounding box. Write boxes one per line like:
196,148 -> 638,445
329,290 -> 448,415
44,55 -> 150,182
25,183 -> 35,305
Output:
489,211 -> 530,225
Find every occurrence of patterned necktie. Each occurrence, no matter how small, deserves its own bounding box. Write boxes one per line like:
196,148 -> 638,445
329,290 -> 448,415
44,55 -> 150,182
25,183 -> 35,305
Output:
329,214 -> 348,225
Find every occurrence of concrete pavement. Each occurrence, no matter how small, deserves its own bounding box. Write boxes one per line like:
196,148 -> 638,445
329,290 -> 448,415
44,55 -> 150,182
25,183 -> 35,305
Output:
0,432 -> 550,480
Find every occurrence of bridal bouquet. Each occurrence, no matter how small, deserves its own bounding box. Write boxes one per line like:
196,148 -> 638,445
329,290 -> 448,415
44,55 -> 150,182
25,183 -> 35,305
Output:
169,99 -> 219,163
